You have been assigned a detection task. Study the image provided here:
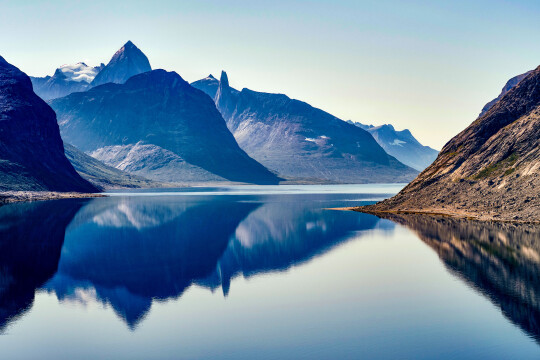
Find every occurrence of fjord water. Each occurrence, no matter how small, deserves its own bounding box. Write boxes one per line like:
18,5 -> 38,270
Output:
0,185 -> 538,359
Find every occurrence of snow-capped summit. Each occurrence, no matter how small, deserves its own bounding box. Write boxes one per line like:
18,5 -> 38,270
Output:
58,62 -> 104,83
30,61 -> 104,100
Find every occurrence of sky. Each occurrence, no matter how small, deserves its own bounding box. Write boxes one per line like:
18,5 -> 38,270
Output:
1,0 -> 539,149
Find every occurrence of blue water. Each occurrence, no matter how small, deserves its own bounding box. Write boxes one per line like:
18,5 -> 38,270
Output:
0,185 -> 538,359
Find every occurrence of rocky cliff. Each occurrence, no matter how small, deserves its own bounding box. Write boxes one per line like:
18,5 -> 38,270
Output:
358,66 -> 540,222
0,56 -> 97,192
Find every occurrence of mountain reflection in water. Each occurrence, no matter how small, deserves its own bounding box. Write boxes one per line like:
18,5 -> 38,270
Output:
41,195 -> 385,328
380,214 -> 540,344
0,199 -> 86,333
0,190 -> 538,349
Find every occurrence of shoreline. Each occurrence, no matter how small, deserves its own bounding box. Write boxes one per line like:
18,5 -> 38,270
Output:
330,206 -> 540,225
0,191 -> 106,206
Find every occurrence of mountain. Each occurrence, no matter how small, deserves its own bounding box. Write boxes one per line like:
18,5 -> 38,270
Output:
64,143 -> 159,189
348,121 -> 438,171
89,142 -> 225,183
192,71 -> 418,183
90,41 -> 151,87
479,70 -> 533,117
0,55 -> 97,192
190,74 -> 219,99
50,69 -> 281,184
30,40 -> 150,100
30,63 -> 104,100
358,66 -> 540,222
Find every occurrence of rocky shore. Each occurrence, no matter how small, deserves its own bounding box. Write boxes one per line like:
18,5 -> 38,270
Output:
0,191 -> 105,206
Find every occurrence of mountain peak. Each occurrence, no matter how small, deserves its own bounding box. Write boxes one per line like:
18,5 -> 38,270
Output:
91,41 -> 151,87
220,71 -> 229,88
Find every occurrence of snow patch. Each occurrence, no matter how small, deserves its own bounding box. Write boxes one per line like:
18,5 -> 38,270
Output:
390,139 -> 406,146
59,62 -> 101,83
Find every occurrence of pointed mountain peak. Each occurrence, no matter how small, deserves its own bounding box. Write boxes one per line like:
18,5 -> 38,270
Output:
91,41 -> 151,87
207,74 -> 216,79
220,70 -> 229,88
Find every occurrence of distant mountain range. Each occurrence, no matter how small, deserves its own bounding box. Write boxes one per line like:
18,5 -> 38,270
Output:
30,63 -> 104,100
30,41 -> 150,100
50,69 -> 281,184
360,65 -> 540,222
0,55 -> 97,192
192,71 -> 418,183
347,121 -> 438,171
15,41 -> 441,187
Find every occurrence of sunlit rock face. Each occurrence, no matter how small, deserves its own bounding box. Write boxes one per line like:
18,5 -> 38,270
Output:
479,70 -> 533,117
363,66 -> 540,222
0,56 -> 97,192
51,69 -> 281,184
380,213 -> 540,343
192,71 -> 418,183
90,142 -> 225,183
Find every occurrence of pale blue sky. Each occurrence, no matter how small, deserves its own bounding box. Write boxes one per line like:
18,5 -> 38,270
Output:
1,0 -> 539,149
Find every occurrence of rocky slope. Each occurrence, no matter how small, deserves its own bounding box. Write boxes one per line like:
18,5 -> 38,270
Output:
51,69 -> 280,184
0,56 -> 97,193
90,41 -> 151,87
193,71 -> 417,183
349,121 -> 438,170
89,142 -> 225,183
30,62 -> 104,100
479,70 -> 533,117
358,66 -> 540,222
64,143 -> 159,189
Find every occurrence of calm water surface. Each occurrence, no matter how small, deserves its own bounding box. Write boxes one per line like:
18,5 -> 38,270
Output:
0,184 -> 539,359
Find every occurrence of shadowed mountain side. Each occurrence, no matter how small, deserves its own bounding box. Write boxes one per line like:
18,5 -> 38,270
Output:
193,71 -> 418,183
378,214 -> 540,343
0,56 -> 98,192
51,70 -> 281,184
64,143 -> 159,189
43,197 -> 259,329
196,202 -> 387,296
358,66 -> 540,222
0,199 -> 86,332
